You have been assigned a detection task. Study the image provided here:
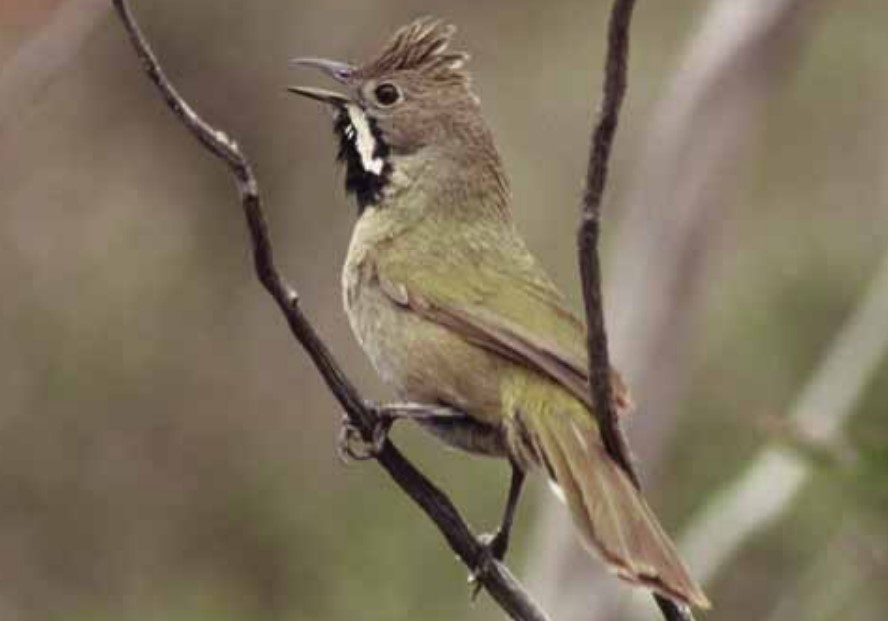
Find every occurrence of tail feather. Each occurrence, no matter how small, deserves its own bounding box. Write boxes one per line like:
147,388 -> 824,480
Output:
518,401 -> 710,609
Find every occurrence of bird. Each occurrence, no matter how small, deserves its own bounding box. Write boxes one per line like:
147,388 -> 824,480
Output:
288,17 -> 709,610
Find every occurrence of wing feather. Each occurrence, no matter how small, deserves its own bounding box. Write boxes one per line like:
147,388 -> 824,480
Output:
372,232 -> 631,413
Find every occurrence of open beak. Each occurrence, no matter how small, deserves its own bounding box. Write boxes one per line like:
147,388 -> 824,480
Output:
286,85 -> 350,105
287,57 -> 355,106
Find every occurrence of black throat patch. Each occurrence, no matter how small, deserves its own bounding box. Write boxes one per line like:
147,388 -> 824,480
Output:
333,105 -> 391,213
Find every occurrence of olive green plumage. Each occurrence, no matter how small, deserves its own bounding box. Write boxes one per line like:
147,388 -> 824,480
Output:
292,17 -> 709,610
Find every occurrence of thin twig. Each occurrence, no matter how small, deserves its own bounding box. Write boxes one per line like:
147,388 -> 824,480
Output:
577,1 -> 693,620
579,0 -> 638,485
535,2 -> 814,619
110,2 -> 549,620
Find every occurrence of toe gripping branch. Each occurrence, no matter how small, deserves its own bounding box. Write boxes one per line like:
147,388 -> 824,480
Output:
336,401 -> 464,463
335,404 -> 528,606
336,406 -> 394,462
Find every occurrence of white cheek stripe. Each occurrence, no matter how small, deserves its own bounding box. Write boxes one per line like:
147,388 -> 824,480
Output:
345,104 -> 385,176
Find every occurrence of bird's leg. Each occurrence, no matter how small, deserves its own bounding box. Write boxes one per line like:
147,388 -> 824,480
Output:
469,460 -> 526,596
336,402 -> 464,462
484,460 -> 526,560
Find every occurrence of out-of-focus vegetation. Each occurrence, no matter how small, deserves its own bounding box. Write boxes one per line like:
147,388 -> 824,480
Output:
1,1 -> 886,620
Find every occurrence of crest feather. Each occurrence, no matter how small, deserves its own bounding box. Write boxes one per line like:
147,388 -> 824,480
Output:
356,17 -> 469,82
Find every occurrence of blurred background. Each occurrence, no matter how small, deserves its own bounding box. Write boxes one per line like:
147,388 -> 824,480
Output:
1,1 -> 886,620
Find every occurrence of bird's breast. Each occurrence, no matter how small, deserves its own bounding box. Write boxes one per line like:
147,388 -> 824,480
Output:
341,223 -> 504,423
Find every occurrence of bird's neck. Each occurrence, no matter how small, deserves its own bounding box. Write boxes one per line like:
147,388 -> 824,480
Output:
347,147 -> 510,261
380,136 -> 511,227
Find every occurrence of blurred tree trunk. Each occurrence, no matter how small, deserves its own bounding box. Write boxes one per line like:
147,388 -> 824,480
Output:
526,1 -> 817,619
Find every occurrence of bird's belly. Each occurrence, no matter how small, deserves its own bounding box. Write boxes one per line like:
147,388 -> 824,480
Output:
343,280 -> 504,426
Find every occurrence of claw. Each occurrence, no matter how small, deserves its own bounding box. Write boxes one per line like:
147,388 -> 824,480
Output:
336,413 -> 393,463
468,530 -> 508,601
483,529 -> 509,560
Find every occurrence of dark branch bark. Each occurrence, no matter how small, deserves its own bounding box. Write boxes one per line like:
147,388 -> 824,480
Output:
110,2 -> 549,621
579,0 -> 638,491
578,1 -> 694,621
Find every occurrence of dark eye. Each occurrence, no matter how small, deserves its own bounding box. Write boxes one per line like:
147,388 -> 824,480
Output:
373,82 -> 401,107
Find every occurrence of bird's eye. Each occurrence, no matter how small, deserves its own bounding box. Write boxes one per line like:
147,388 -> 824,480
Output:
373,82 -> 401,107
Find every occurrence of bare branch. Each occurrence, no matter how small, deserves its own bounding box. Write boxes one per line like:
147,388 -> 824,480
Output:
533,2 -> 816,619
578,0 -> 638,486
577,2 -> 693,621
110,2 -> 550,620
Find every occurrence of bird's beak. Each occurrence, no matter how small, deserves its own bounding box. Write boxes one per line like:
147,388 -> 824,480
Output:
287,57 -> 355,106
286,85 -> 350,106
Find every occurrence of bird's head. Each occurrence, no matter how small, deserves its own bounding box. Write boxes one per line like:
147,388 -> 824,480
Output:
289,18 -> 506,215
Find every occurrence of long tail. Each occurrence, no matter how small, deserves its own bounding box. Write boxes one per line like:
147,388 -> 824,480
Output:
509,386 -> 710,609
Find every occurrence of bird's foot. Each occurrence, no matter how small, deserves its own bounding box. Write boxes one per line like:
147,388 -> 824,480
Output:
467,529 -> 510,600
479,528 -> 510,562
336,411 -> 393,463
